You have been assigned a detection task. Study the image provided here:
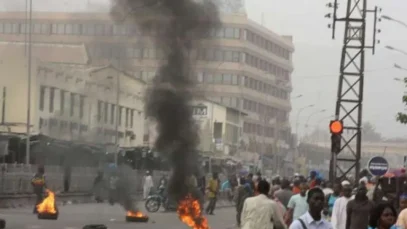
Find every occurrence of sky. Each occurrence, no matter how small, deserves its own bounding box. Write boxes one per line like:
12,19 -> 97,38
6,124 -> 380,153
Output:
2,0 -> 407,138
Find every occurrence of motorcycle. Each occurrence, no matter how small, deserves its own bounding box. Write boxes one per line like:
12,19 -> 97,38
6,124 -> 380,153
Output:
145,185 -> 177,212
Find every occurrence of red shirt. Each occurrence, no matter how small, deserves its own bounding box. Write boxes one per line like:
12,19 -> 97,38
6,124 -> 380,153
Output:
292,186 -> 301,194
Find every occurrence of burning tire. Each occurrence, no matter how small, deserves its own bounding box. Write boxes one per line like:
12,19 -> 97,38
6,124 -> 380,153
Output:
82,224 -> 107,229
126,211 -> 149,223
38,212 -> 58,220
125,215 -> 149,223
0,218 -> 5,229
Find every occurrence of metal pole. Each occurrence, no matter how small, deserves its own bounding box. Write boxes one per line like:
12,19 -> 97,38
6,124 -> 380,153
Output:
26,0 -> 32,165
114,70 -> 120,165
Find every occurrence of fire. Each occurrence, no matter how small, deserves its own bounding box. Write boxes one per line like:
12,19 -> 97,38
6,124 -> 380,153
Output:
126,211 -> 146,218
37,189 -> 57,214
177,194 -> 209,229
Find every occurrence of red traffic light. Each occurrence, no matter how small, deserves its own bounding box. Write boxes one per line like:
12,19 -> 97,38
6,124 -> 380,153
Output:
330,120 -> 343,134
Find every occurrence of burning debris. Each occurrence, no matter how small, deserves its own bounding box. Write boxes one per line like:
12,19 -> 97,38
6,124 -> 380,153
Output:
110,0 -> 220,228
178,195 -> 208,229
125,211 -> 149,222
37,189 -> 58,220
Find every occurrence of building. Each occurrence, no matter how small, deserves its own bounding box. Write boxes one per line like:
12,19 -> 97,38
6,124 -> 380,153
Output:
0,42 -> 145,148
0,10 -> 294,163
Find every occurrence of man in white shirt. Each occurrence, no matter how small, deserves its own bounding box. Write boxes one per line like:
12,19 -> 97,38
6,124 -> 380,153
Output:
289,188 -> 332,229
241,180 -> 286,229
331,185 -> 352,229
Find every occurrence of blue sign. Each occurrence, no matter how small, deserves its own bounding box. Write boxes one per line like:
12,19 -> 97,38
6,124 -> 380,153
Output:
367,156 -> 389,176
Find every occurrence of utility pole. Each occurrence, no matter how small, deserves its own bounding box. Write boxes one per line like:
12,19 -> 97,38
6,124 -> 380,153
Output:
26,0 -> 33,165
326,0 -> 380,181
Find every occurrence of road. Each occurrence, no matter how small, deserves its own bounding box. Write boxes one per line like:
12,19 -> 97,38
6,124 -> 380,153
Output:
0,203 -> 236,229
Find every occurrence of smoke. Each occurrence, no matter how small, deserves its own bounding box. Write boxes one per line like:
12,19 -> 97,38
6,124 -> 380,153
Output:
110,0 -> 220,201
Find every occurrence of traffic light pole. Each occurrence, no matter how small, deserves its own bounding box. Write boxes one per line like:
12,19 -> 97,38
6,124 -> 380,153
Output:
328,0 -> 379,182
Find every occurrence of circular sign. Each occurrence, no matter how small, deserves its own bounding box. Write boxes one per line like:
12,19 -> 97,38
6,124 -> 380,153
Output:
367,156 -> 389,176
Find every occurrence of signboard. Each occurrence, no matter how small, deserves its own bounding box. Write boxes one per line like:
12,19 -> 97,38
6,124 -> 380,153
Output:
367,156 -> 389,176
192,104 -> 208,117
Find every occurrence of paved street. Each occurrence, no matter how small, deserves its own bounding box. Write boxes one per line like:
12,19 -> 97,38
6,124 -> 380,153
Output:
0,203 -> 236,229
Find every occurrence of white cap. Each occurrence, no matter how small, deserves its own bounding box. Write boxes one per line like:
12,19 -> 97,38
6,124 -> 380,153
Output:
294,173 -> 300,177
341,180 -> 350,186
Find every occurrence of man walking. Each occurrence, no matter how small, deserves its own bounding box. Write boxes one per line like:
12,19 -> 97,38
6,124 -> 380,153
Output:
331,185 -> 352,229
346,184 -> 374,229
275,179 -> 294,208
206,172 -> 220,215
286,182 -> 309,225
289,188 -> 332,229
241,180 -> 286,229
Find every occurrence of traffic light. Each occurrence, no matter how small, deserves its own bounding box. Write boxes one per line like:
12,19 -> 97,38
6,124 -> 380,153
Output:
330,120 -> 343,153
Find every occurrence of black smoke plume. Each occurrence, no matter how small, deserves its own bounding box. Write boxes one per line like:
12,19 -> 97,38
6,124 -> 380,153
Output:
110,0 -> 220,201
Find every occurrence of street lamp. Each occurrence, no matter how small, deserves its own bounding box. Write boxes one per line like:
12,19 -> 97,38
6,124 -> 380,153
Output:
107,74 -> 120,165
395,63 -> 407,72
386,46 -> 407,56
295,104 -> 314,137
305,109 -> 327,128
381,15 -> 407,28
291,94 -> 303,99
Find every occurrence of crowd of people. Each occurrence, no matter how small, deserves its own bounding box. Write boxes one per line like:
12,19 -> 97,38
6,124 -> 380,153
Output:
231,171 -> 407,229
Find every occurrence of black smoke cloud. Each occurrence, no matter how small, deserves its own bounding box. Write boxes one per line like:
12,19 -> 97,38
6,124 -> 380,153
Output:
110,0 -> 220,201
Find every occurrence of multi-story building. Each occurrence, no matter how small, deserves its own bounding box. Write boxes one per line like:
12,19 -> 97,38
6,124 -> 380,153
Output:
0,42 -> 145,148
0,10 -> 294,163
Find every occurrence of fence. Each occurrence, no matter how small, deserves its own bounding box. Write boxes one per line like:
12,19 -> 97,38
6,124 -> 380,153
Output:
0,164 -> 229,196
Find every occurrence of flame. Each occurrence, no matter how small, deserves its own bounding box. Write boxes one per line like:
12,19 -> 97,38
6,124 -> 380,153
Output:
126,211 -> 146,218
177,194 -> 209,229
37,189 -> 57,214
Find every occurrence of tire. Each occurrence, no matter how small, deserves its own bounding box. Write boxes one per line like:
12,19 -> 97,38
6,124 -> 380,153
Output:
145,198 -> 161,213
0,219 -> 5,229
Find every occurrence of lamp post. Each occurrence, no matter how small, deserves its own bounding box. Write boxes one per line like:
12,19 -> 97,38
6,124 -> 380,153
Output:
382,15 -> 407,28
304,109 -> 326,139
25,0 -> 32,165
295,104 -> 314,139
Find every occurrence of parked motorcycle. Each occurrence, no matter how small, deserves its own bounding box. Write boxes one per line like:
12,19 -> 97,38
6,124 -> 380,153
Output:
145,185 -> 177,212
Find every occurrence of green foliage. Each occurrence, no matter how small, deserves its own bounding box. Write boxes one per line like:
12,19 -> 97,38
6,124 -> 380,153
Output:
396,93 -> 407,124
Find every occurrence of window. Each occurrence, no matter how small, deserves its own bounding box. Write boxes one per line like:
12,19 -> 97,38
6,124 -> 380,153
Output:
79,96 -> 85,119
125,108 -> 129,127
197,72 -> 204,83
224,28 -> 234,38
223,74 -> 232,84
234,28 -> 240,39
60,90 -> 65,114
130,109 -> 134,128
70,93 -> 75,117
214,73 -> 222,84
72,24 -> 81,35
39,86 -> 45,111
65,24 -> 73,34
97,100 -> 102,122
49,87 -> 55,112
104,103 -> 109,123
224,51 -> 233,62
110,104 -> 115,124
119,106 -> 123,126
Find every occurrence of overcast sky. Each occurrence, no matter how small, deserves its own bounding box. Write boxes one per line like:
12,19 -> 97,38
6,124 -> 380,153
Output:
2,0 -> 406,138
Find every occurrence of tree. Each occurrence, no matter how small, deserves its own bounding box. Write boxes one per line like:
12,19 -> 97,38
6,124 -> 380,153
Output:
397,93 -> 407,124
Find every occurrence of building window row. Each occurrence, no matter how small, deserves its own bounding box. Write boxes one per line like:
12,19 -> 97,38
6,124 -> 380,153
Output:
96,100 -> 136,129
243,98 -> 287,122
0,21 -> 241,40
245,53 -> 290,81
197,48 -> 241,63
39,118 -> 88,133
209,27 -> 241,39
39,86 -> 85,119
207,96 -> 241,109
196,72 -> 241,85
243,76 -> 289,100
246,29 -> 290,60
243,122 -> 275,138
